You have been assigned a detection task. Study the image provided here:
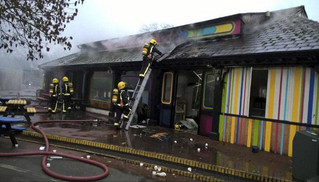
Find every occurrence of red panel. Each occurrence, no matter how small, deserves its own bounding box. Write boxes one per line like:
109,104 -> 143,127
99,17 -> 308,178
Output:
199,114 -> 212,136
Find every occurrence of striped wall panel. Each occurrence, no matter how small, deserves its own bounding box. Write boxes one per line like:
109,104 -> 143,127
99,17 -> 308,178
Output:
219,67 -> 319,156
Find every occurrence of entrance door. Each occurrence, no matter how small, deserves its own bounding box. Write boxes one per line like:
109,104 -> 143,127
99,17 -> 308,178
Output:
159,72 -> 176,128
174,71 -> 202,133
198,72 -> 215,136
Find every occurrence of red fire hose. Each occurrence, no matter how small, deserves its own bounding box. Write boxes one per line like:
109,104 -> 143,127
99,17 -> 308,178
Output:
0,119 -> 109,181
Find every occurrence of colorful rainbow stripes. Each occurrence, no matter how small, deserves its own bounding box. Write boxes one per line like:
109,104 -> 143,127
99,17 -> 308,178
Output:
219,67 -> 319,156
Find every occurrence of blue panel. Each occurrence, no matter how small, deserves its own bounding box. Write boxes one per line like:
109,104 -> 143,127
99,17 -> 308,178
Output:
160,109 -> 171,127
0,116 -> 24,122
178,31 -> 188,38
202,26 -> 216,36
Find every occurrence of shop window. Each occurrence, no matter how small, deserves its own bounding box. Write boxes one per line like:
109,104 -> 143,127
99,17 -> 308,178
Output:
202,73 -> 215,109
89,71 -> 113,109
249,69 -> 268,117
161,72 -> 173,104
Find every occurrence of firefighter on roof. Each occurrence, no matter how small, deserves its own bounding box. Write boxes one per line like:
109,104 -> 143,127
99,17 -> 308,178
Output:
139,39 -> 163,78
48,78 -> 60,113
61,76 -> 74,113
113,81 -> 131,128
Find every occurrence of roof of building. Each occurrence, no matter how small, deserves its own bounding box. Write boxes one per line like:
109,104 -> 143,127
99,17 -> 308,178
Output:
164,7 -> 319,65
40,6 -> 319,69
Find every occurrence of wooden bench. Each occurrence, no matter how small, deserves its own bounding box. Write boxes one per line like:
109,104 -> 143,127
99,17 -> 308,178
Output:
2,99 -> 34,123
0,106 -> 7,113
0,116 -> 25,147
26,107 -> 36,114
0,97 -> 13,106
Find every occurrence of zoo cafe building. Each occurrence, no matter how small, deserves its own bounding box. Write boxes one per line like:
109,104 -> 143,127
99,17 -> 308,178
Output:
40,6 -> 319,157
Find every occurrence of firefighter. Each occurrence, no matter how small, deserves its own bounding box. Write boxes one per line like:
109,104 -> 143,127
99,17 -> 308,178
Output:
114,81 -> 131,128
61,76 -> 74,113
48,78 -> 60,113
139,39 -> 163,79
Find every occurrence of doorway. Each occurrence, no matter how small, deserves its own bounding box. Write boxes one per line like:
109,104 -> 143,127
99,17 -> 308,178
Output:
174,70 -> 202,133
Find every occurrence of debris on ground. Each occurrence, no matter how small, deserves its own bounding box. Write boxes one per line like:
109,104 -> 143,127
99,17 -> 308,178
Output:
150,132 -> 168,141
152,171 -> 166,177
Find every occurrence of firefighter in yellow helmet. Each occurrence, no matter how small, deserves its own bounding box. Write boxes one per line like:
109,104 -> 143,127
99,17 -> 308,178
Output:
61,76 -> 74,113
139,39 -> 163,79
114,81 -> 131,128
48,78 -> 60,113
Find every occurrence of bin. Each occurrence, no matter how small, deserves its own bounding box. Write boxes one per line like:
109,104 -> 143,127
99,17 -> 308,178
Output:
293,130 -> 319,181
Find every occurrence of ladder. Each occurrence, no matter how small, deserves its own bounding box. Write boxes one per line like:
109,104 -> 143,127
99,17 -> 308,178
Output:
120,68 -> 152,130
121,53 -> 170,130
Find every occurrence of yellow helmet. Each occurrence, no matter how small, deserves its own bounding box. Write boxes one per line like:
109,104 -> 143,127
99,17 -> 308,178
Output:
62,76 -> 69,82
150,39 -> 158,45
174,124 -> 180,130
118,81 -> 126,90
52,78 -> 59,84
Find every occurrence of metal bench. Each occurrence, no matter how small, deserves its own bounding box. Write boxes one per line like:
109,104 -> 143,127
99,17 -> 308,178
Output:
0,116 -> 25,147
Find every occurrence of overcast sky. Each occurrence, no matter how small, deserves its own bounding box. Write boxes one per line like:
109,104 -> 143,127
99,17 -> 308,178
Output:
62,0 -> 319,44
2,0 -> 319,65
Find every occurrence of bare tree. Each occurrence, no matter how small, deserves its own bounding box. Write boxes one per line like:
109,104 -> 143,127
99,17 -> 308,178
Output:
139,23 -> 173,33
0,0 -> 84,60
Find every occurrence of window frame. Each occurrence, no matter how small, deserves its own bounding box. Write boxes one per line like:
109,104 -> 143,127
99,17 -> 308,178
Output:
248,68 -> 268,118
202,72 -> 214,110
161,72 -> 174,104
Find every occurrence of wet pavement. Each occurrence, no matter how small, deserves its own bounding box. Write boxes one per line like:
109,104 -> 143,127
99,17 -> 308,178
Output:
0,90 -> 293,181
20,109 -> 293,181
0,138 -> 191,182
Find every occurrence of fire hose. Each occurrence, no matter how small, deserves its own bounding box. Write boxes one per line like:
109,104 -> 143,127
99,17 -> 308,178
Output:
0,119 -> 109,181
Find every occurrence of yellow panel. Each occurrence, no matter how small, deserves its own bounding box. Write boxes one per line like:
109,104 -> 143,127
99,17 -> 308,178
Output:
230,117 -> 236,144
216,23 -> 233,33
265,69 -> 276,152
289,67 -> 302,157
247,119 -> 252,147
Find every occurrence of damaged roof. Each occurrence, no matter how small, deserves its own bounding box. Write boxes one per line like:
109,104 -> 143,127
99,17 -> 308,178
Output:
165,7 -> 319,63
40,6 -> 319,69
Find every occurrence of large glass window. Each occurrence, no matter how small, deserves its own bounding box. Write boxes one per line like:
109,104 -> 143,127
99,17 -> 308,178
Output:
249,69 -> 268,117
202,73 -> 215,109
89,71 -> 113,109
161,72 -> 173,104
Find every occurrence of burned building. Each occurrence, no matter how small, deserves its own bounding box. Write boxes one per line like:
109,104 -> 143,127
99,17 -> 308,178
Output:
39,6 -> 319,156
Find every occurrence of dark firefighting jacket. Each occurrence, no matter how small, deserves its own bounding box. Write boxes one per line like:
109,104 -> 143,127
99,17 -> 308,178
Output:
117,89 -> 130,107
62,82 -> 73,96
143,44 -> 163,61
49,83 -> 60,97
